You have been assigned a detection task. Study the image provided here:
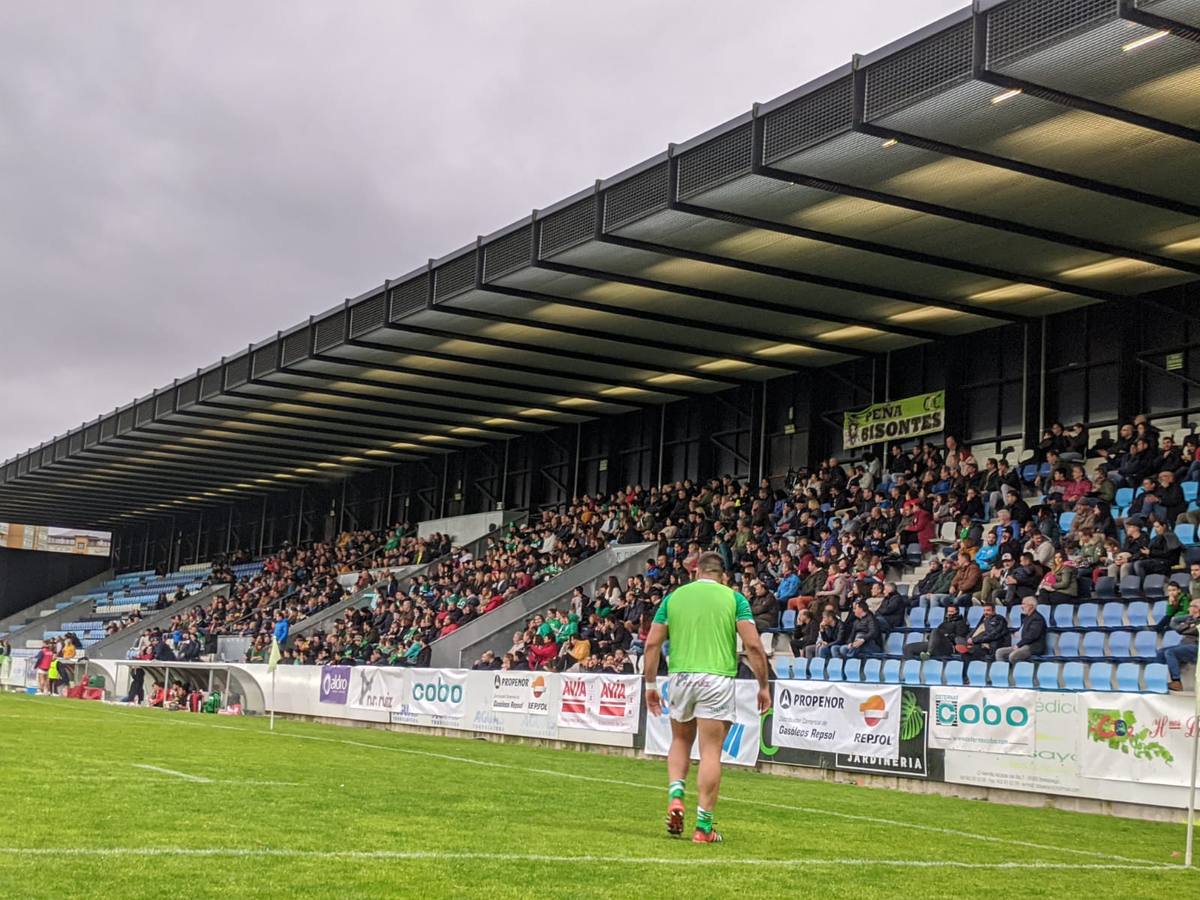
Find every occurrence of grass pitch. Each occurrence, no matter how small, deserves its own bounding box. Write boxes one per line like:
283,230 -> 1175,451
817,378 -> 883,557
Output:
0,691 -> 1196,899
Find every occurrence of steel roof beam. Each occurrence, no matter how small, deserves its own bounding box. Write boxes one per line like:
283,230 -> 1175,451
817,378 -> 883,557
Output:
1120,0 -> 1200,43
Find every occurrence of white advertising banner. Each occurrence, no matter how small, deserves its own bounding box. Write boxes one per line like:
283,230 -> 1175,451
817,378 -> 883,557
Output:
1079,692 -> 1200,789
556,673 -> 641,733
643,677 -> 761,767
348,666 -> 406,713
2,656 -> 28,688
771,681 -> 901,760
403,669 -> 468,720
929,687 -> 1037,756
490,671 -> 551,716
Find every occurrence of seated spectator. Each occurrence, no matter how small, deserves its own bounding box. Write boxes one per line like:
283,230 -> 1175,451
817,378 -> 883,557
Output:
1004,552 -> 1042,609
904,602 -> 968,660
996,596 -> 1047,663
1134,519 -> 1181,577
1155,582 -> 1189,633
1036,551 -> 1079,604
827,600 -> 881,660
965,602 -> 1010,661
1159,597 -> 1199,692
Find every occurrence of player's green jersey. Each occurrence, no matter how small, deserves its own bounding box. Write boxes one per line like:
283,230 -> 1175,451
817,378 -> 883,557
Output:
652,578 -> 753,677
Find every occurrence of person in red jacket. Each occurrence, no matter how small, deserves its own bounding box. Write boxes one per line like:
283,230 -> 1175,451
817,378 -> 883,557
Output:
527,634 -> 558,669
34,642 -> 53,694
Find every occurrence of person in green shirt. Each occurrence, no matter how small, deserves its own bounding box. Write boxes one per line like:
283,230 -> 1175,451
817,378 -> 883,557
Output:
643,552 -> 769,845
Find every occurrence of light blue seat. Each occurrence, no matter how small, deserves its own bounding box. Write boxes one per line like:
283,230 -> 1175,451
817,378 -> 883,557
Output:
1036,603 -> 1052,625
1115,487 -> 1135,509
1144,663 -> 1170,693
782,609 -> 797,631
1126,601 -> 1150,628
988,661 -> 1010,687
1162,630 -> 1182,649
1077,603 -> 1100,629
1178,524 -> 1197,546
1101,602 -> 1126,629
1012,661 -> 1036,689
1150,600 -> 1167,622
1055,630 -> 1084,659
1044,632 -> 1058,657
963,660 -> 988,688
966,606 -> 983,628
843,658 -> 862,682
908,608 -> 927,630
792,657 -> 809,679
1184,482 -> 1200,503
1133,631 -> 1158,659
885,633 -> 904,656
774,658 -> 792,679
1059,511 -> 1075,531
808,658 -> 827,680
882,659 -> 901,683
1108,631 -> 1132,658
1115,663 -> 1142,692
863,658 -> 882,683
901,660 -> 922,685
1082,632 -> 1107,658
1008,606 -> 1023,628
1088,662 -> 1115,691
1062,661 -> 1087,691
1036,661 -> 1061,690
1052,605 -> 1075,630
927,607 -> 945,628
921,660 -> 944,685
942,659 -> 963,685
825,658 -> 844,681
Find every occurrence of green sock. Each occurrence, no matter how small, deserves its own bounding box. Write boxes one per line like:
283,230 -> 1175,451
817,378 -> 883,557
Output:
696,807 -> 713,834
668,779 -> 685,801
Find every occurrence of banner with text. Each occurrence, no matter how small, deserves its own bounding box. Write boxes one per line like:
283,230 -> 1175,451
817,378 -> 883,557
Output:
1080,692 -> 1199,789
771,681 -> 902,760
557,673 -> 640,733
843,390 -> 944,450
643,677 -> 761,767
929,686 -> 1037,756
490,671 -> 551,716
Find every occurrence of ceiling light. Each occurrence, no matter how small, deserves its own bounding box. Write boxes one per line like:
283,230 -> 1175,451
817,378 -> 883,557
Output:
556,397 -> 602,408
880,138 -> 898,148
1121,30 -> 1168,52
696,358 -> 754,373
967,283 -> 1055,303
817,325 -> 884,342
1163,236 -> 1200,254
990,88 -> 1022,104
1059,258 -> 1150,280
754,343 -> 819,358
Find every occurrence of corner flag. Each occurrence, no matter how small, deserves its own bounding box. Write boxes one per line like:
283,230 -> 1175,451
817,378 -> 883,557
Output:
268,637 -> 281,673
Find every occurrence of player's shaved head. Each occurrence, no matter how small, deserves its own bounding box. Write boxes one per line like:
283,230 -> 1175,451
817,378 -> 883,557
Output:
696,552 -> 725,576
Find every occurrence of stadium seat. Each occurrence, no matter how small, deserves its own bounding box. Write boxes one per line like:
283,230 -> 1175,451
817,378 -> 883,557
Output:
1163,630 -> 1182,649
1093,577 -> 1117,600
1036,662 -> 1061,690
1082,632 -> 1107,658
882,659 -> 901,683
1077,603 -> 1100,629
792,658 -> 809,680
1150,600 -> 1168,622
908,608 -> 927,630
1012,661 -> 1035,689
1133,630 -> 1159,659
966,660 -> 988,686
988,661 -> 1010,687
809,658 -> 827,680
1007,605 -> 1022,628
885,633 -> 904,656
1062,662 -> 1087,691
1088,662 -> 1115,691
1051,605 -> 1075,630
1126,601 -> 1150,628
927,607 -> 945,628
1036,603 -> 1052,625
1186,546 -> 1200,566
843,658 -> 862,682
921,660 -> 943,685
1108,631 -> 1132,658
1118,575 -> 1143,599
943,659 -> 964,685
825,658 -> 844,681
905,543 -> 922,566
781,609 -> 797,631
1178,524 -> 1197,547
1059,511 -> 1075,532
1115,487 -> 1135,510
1144,663 -> 1170,693
1052,631 -> 1080,661
863,658 -> 882,684
774,658 -> 791,679
1101,602 -> 1126,630
1169,571 -> 1190,589
966,606 -> 983,628
1183,481 -> 1199,503
901,660 -> 922,685
1141,575 -> 1166,600
1115,663 -> 1142,693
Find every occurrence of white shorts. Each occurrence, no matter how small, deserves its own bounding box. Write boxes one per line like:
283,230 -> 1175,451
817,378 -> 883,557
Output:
667,673 -> 736,723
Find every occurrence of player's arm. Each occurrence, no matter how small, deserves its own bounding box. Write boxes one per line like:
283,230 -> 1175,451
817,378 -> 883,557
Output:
643,595 -> 670,716
734,594 -> 771,713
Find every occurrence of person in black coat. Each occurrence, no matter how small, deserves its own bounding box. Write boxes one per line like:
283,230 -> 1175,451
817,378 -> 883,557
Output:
1003,553 -> 1042,608
904,604 -> 969,659
874,585 -> 907,634
966,603 -> 1011,661
996,596 -> 1046,663
790,608 -> 820,658
830,600 -> 882,659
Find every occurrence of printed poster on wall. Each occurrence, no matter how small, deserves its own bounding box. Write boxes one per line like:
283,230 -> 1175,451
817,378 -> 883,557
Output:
490,671 -> 551,716
928,687 -> 1037,756
557,674 -> 640,733
771,681 -> 901,760
643,677 -> 761,767
1079,692 -> 1199,789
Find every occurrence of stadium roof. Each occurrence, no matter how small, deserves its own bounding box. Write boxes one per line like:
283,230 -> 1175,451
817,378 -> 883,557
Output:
3,0 -> 1199,529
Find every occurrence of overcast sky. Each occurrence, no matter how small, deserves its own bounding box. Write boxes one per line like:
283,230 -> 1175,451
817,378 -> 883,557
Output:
0,0 -> 963,461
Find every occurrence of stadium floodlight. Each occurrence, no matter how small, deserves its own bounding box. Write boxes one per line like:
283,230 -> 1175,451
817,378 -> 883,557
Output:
1121,30 -> 1168,52
990,88 -> 1022,104
880,138 -> 898,148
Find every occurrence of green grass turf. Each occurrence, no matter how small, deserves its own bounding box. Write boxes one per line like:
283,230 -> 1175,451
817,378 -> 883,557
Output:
0,691 -> 1196,899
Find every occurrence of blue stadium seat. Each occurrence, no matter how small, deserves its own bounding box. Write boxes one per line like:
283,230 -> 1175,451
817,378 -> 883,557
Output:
809,658 -> 827,680
1115,663 -> 1142,693
1021,464 -> 1038,483
1150,600 -> 1168,622
1176,524 -> 1196,546
1012,661 -> 1036,689
943,659 -> 964,685
885,633 -> 904,656
1144,663 -> 1170,693
927,607 -> 945,628
1141,574 -> 1166,600
966,660 -> 988,686
895,583 -> 910,597
1078,603 -> 1100,629
908,608 -> 927,630
1133,630 -> 1159,659
1088,662 -> 1115,691
843,658 -> 862,682
1036,603 -> 1052,625
882,659 -> 901,683
1062,661 -> 1087,691
1059,511 -> 1075,532
1036,661 -> 1061,690
826,658 -> 844,681
1093,577 -> 1118,600
1169,571 -> 1190,589
1184,481 -> 1200,503
1082,632 -> 1107,658
988,661 -> 1010,687
966,606 -> 983,628
863,658 -> 882,684
1051,605 -> 1075,630
905,631 -> 925,648
1163,630 -> 1182,649
792,657 -> 809,680
774,658 -> 792,679
1115,487 -> 1135,509
921,660 -> 943,685
1119,575 -> 1144,599
1053,631 -> 1080,660
1007,605 -> 1023,628
781,609 -> 797,631
1187,546 -> 1200,566
1126,601 -> 1150,628
905,543 -> 922,566
1108,631 -> 1132,658
1101,602 -> 1126,630
901,660 -> 922,685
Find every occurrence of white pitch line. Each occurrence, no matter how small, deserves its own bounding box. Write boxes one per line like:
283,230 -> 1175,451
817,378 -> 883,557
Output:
131,764 -> 297,787
0,847 -> 1190,871
132,764 -> 213,783
6,698 -> 1167,867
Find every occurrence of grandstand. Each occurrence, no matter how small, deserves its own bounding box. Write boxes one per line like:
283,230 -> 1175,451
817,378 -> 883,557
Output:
1,0 -> 1200,855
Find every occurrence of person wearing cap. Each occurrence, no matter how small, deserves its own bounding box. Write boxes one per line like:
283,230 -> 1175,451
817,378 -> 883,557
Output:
977,553 -> 1015,607
965,602 -> 1010,661
1003,552 -> 1042,609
